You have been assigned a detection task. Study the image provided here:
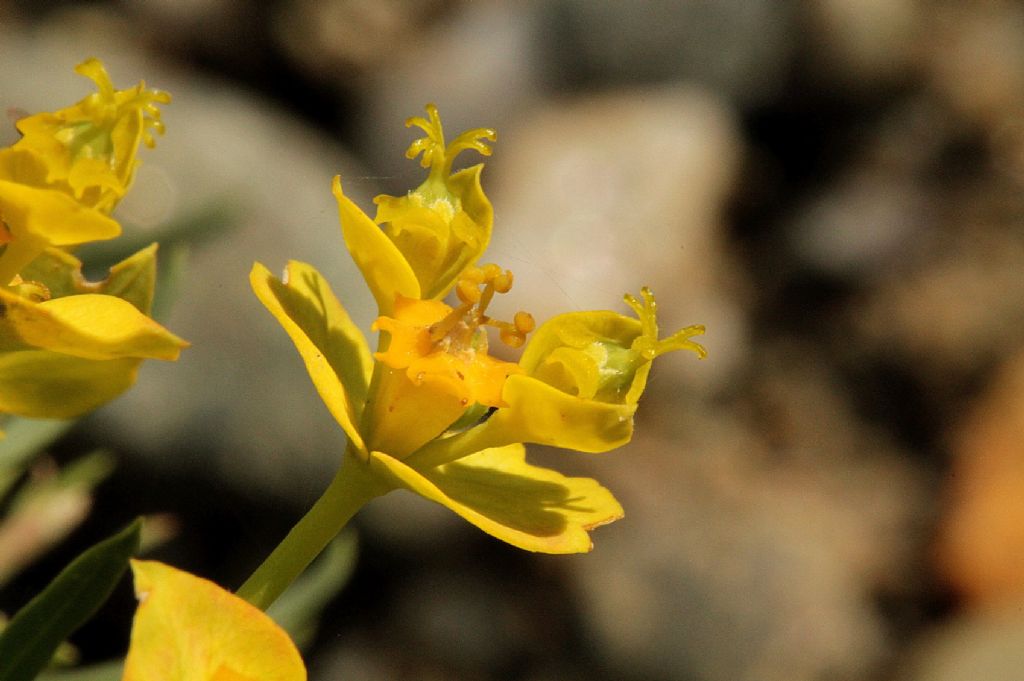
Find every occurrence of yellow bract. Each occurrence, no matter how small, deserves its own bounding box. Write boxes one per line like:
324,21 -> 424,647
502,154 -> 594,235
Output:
123,560 -> 306,681
334,104 -> 495,313
253,105 -> 705,553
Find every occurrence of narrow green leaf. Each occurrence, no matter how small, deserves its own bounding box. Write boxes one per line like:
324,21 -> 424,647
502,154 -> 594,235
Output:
267,531 -> 358,646
38,660 -> 123,681
0,417 -> 73,469
0,519 -> 141,681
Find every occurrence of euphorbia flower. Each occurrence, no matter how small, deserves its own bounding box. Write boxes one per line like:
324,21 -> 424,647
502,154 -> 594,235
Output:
242,106 -> 704,608
123,560 -> 306,681
0,58 -> 168,284
0,60 -> 184,426
0,57 -> 169,214
333,104 -> 495,313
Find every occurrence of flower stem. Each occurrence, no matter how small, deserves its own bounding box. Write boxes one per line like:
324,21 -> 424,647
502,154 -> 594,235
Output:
235,452 -> 387,610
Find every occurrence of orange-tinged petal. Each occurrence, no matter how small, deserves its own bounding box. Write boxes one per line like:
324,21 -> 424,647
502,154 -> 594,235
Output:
372,293 -> 520,410
370,444 -> 623,553
250,261 -> 371,457
363,366 -> 470,459
123,560 -> 306,681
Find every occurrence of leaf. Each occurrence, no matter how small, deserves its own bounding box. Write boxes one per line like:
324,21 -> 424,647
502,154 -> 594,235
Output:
266,532 -> 358,647
38,660 -> 123,681
0,416 -> 73,469
0,519 -> 141,681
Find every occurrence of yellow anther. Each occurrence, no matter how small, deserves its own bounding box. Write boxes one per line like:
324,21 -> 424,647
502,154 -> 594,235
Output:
425,265 -> 535,351
455,278 -> 482,304
480,263 -> 502,280
492,270 -> 513,294
514,311 -> 535,334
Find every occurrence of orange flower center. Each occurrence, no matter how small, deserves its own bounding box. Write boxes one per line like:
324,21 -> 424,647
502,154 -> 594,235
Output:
373,264 -> 535,407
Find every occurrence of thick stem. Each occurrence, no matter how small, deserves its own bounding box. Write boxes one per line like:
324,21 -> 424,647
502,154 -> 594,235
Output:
235,454 -> 387,610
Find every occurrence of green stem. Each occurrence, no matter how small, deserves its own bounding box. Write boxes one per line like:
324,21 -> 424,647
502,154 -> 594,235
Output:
235,453 -> 387,610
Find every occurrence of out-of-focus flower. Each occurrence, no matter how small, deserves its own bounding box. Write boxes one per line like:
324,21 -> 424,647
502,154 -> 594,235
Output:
0,58 -> 169,214
0,60 -> 184,426
0,246 -> 187,420
251,106 -> 705,555
123,560 -> 306,681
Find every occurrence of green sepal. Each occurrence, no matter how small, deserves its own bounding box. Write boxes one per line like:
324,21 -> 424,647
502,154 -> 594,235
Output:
20,244 -> 159,315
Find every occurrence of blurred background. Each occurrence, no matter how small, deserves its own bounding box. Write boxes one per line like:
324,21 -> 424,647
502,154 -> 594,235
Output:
3,0 -> 1024,679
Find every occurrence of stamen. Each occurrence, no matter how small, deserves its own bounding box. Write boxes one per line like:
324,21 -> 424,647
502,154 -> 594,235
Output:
428,264 -> 534,351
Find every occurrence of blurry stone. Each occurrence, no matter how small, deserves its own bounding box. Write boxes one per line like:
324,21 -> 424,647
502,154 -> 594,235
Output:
272,0 -> 452,80
790,170 -> 928,279
358,0 -> 543,187
574,345 -> 924,681
537,0 -> 796,107
805,0 -> 922,88
486,88 -> 746,392
898,606 -> 1024,681
0,23 -> 375,501
853,217 -> 1024,389
315,556 -> 580,680
924,2 -> 1024,128
935,347 -> 1024,606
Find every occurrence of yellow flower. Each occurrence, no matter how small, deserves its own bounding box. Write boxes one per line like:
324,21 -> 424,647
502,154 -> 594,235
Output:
333,104 -> 495,313
0,58 -> 169,214
249,105 -> 704,558
0,60 -> 184,427
0,246 -> 188,421
404,287 -> 706,469
123,560 -> 306,681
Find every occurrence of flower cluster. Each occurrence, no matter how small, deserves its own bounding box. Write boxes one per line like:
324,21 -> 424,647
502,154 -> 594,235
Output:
252,104 -> 706,553
0,59 -> 186,426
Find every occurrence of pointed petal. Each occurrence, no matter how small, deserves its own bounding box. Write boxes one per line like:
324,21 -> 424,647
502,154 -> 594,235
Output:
0,351 -> 139,418
0,289 -> 186,360
333,176 -> 419,314
250,261 -> 371,456
370,445 -> 623,553
123,560 -> 306,681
